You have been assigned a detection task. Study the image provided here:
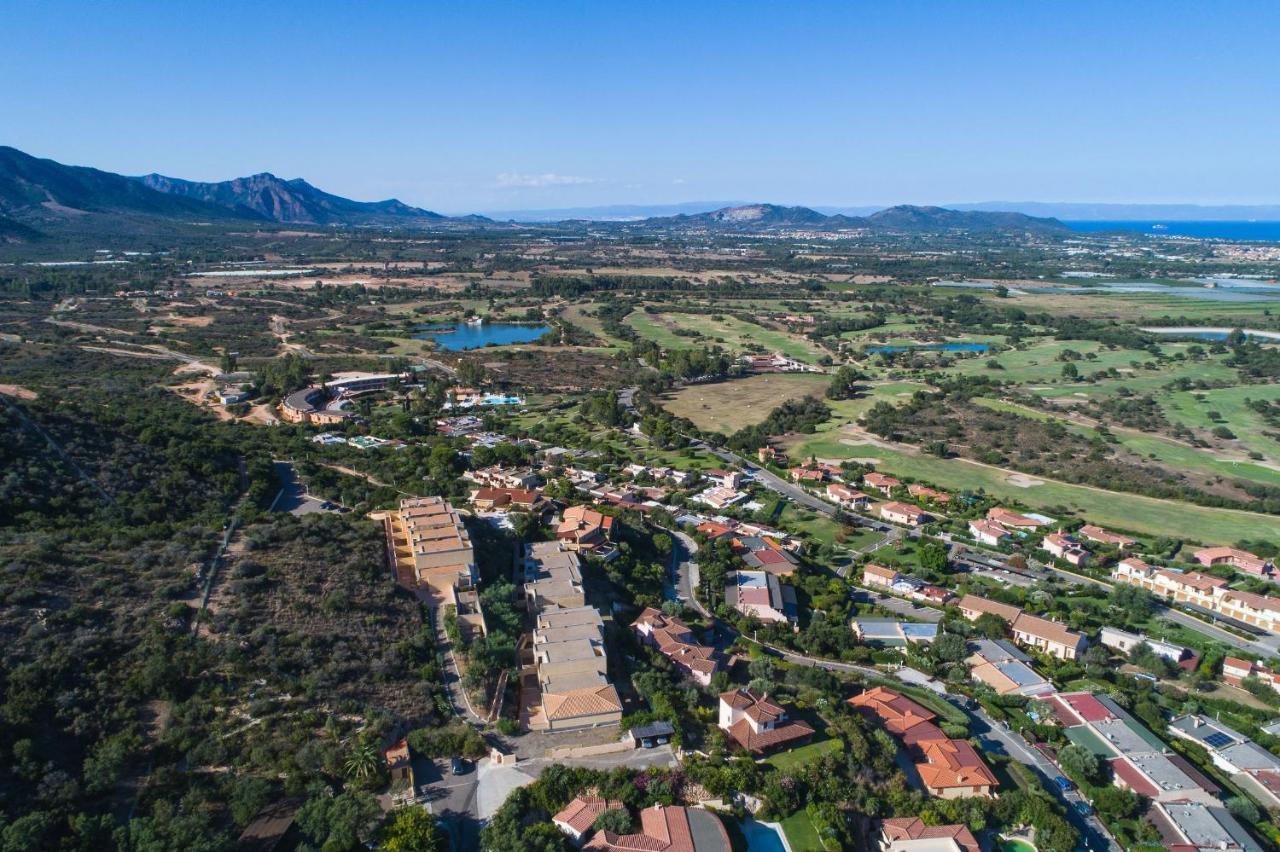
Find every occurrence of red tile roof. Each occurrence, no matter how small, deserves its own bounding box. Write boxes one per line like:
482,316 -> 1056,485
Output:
881,819 -> 979,852
848,686 -> 937,736
1109,756 -> 1160,798
554,796 -> 626,835
916,738 -> 999,792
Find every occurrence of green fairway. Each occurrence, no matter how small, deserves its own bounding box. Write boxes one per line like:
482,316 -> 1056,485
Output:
782,433 -> 1280,543
1163,383 -> 1280,462
626,310 -> 827,363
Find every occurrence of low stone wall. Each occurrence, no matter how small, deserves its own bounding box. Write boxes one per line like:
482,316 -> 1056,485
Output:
545,739 -> 632,760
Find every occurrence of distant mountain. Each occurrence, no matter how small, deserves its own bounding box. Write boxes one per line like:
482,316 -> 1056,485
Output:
0,146 -> 244,230
482,201 -> 748,222
0,146 -> 472,242
137,172 -> 448,225
635,202 -> 1069,234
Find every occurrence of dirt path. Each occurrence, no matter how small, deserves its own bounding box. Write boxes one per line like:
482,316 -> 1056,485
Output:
0,383 -> 37,400
317,463 -> 406,493
46,317 -> 137,336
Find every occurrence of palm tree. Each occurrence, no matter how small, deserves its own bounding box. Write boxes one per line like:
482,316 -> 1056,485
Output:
344,738 -> 381,782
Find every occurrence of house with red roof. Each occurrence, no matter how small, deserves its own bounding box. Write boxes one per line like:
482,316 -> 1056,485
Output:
632,608 -> 722,686
986,507 -> 1045,530
554,796 -> 626,845
1195,546 -> 1273,577
880,501 -> 930,527
827,482 -> 870,510
879,818 -> 979,852
863,472 -> 902,495
557,505 -> 618,559
968,519 -> 1011,547
717,689 -> 814,755
1079,524 -> 1136,549
583,804 -> 731,852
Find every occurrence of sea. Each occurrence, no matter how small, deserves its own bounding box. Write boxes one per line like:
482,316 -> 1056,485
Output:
1066,221 -> 1280,241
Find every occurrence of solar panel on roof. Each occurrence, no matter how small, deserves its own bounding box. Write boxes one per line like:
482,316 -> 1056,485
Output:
1203,731 -> 1235,749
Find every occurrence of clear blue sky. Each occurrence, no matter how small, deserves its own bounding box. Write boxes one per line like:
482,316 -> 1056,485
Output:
3,0 -> 1278,213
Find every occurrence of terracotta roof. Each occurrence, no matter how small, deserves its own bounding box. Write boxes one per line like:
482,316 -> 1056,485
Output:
542,684 -> 623,720
1012,612 -> 1084,648
1079,524 -> 1135,547
882,501 -> 927,520
724,717 -> 815,753
1222,589 -> 1280,615
848,686 -> 937,736
969,519 -> 1010,539
555,796 -> 626,834
957,594 -> 1022,623
881,818 -> 979,852
864,472 -> 901,488
916,738 -> 999,791
584,804 -> 728,852
863,563 -> 900,582
987,507 -> 1042,528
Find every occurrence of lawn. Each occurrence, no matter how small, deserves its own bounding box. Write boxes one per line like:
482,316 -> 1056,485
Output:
781,434 -> 1280,543
780,809 -> 827,851
661,373 -> 830,434
764,737 -> 844,772
1163,383 -> 1280,462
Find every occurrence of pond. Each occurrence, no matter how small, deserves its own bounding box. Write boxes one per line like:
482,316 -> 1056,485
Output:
414,321 -> 551,351
1027,280 -> 1280,303
1002,840 -> 1037,852
868,342 -> 991,354
1141,326 -> 1280,342
738,819 -> 788,852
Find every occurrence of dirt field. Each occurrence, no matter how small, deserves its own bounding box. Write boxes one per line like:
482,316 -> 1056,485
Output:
661,373 -> 830,434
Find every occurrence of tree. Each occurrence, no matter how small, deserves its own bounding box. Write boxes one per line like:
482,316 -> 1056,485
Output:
345,738 -> 382,782
933,633 -> 967,663
379,807 -> 445,852
1057,743 -> 1102,785
974,612 -> 1007,640
593,808 -> 634,834
1109,584 -> 1153,622
296,789 -> 381,851
918,540 -> 948,572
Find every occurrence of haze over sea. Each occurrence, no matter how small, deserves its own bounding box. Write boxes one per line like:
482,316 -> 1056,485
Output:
1067,221 -> 1280,241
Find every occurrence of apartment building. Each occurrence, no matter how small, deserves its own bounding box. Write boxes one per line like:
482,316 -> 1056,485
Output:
1112,559 -> 1280,633
384,497 -> 476,607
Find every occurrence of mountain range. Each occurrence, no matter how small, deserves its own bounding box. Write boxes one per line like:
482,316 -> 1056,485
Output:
0,145 -> 1067,243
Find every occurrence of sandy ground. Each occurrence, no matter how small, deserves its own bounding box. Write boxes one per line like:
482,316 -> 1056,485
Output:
1006,473 -> 1046,488
0,383 -> 37,400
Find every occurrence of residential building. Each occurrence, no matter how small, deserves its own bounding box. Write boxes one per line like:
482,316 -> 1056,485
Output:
694,485 -> 747,510
1195,546 -> 1273,577
849,687 -> 998,798
827,482 -> 870,509
852,618 -> 940,647
1168,715 -> 1280,776
280,386 -> 351,425
702,469 -> 743,489
632,608 -> 722,686
880,501 -> 929,527
879,818 -> 979,852
956,595 -> 1085,659
471,486 -> 544,513
863,563 -> 902,590
1049,692 -> 1219,805
524,541 -> 586,611
1112,560 -> 1280,633
1042,533 -> 1090,567
986,507 -> 1045,530
717,689 -> 814,754
864,472 -> 902,495
384,738 -> 414,789
966,639 -> 1055,697
554,796 -> 625,846
1079,524 -> 1136,549
968,519 -> 1010,547
1100,627 -> 1195,667
789,466 -> 828,484
467,465 -> 541,490
557,504 -> 618,559
727,571 -> 797,625
907,484 -> 951,505
1223,657 -> 1280,692
1148,801 -> 1263,852
956,594 -> 1022,624
1011,612 -> 1087,660
583,804 -> 731,852
734,536 -> 799,576
384,497 -> 476,607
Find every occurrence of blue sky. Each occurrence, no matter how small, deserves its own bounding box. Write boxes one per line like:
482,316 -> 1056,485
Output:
3,0 -> 1278,213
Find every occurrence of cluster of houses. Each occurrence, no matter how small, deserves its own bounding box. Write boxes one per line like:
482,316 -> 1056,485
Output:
861,563 -> 954,607
740,352 -> 821,373
1050,691 -> 1263,851
850,686 -> 999,799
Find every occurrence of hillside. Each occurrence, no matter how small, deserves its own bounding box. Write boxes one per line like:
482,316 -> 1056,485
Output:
138,171 -> 448,225
636,202 -> 1070,234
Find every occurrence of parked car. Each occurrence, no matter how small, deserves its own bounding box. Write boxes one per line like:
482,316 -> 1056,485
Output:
1074,801 -> 1093,817
1054,775 -> 1073,792
450,757 -> 467,775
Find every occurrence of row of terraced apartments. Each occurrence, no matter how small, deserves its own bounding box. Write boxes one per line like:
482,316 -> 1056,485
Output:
1111,558 -> 1280,634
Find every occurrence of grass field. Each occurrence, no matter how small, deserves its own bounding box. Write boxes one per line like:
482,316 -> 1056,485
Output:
765,737 -> 844,772
1163,383 -> 1280,462
780,809 -> 827,851
661,373 -> 830,434
626,310 -> 826,363
782,433 -> 1280,543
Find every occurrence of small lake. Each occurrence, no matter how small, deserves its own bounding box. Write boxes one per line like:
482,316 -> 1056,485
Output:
1027,280 -> 1280,303
414,321 -> 551,351
869,342 -> 991,354
1141,326 -> 1280,342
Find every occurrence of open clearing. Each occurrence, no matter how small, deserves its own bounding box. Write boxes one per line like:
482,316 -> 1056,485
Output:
627,310 -> 826,363
661,373 -> 829,434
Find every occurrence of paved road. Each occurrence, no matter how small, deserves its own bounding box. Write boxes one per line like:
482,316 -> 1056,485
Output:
665,528 -> 707,615
270,461 -> 344,516
691,440 -> 837,517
